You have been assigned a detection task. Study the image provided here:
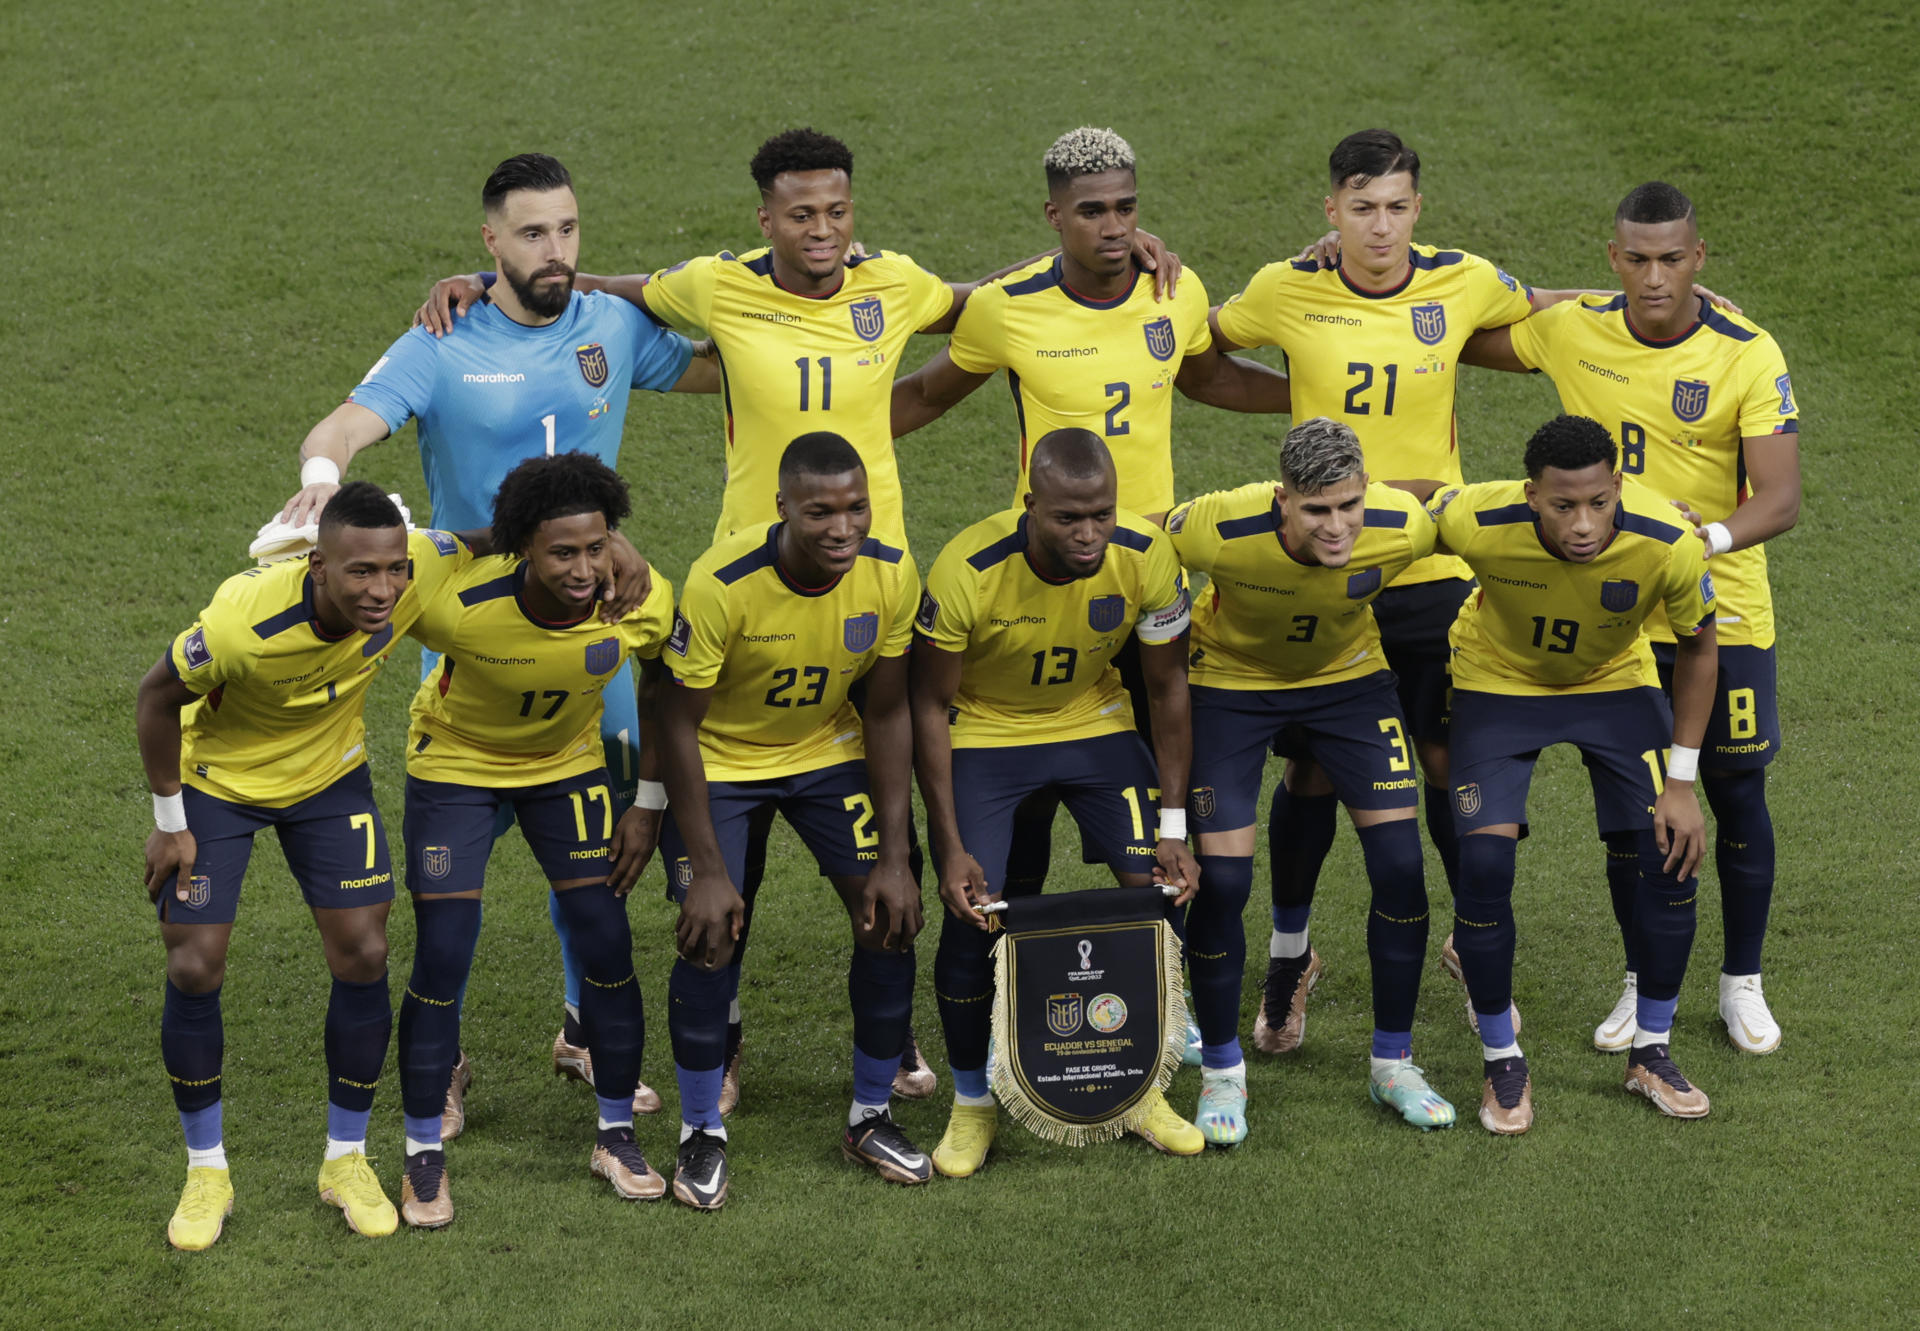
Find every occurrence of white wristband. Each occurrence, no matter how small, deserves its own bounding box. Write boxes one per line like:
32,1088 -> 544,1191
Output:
154,791 -> 188,833
300,456 -> 342,488
633,780 -> 668,811
1666,745 -> 1701,783
1158,808 -> 1188,841
1703,521 -> 1733,557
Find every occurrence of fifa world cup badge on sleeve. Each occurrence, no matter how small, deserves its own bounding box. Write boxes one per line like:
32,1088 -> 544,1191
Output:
989,887 -> 1186,1145
914,590 -> 939,635
183,628 -> 213,671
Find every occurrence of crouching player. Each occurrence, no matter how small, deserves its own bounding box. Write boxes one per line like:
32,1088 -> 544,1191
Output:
911,429 -> 1202,1176
137,485 -> 470,1249
656,433 -> 924,1209
1171,418 -> 1454,1140
1432,415 -> 1717,1133
394,453 -> 674,1225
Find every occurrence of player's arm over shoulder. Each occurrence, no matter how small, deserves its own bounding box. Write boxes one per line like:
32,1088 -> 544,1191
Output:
636,253 -> 722,335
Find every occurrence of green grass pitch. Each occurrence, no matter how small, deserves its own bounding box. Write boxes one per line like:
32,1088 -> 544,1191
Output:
2,1 -> 1916,1326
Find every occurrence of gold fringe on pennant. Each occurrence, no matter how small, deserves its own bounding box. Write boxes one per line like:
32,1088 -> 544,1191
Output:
988,920 -> 1189,1146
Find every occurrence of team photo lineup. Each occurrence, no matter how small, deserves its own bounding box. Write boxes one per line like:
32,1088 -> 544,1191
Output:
136,122 -> 1803,1250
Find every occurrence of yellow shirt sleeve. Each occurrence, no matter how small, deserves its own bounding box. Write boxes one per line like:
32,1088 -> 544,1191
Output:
1504,300 -> 1568,372
881,555 -> 921,658
897,253 -> 956,332
921,542 -> 980,653
947,280 -> 1008,375
1180,272 -> 1213,356
167,593 -> 259,695
622,573 -> 676,661
642,254 -> 720,337
1135,528 -> 1191,643
1663,537 -> 1716,637
1467,254 -> 1536,331
1736,335 -> 1797,437
1213,261 -> 1286,350
664,569 -> 731,689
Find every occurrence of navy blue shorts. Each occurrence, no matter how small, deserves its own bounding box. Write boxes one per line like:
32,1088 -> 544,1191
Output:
661,760 -> 876,897
404,769 -> 618,894
1374,577 -> 1474,745
1651,641 -> 1780,770
1191,673 -> 1421,832
951,731 -> 1161,891
1450,687 -> 1675,836
158,765 -> 395,925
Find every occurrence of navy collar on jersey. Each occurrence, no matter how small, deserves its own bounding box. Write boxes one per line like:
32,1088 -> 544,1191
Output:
247,573 -> 354,642
744,250 -> 846,301
1010,255 -> 1141,310
1015,514 -> 1080,585
1619,293 -> 1708,349
770,523 -> 849,597
511,561 -> 597,630
1336,248 -> 1465,301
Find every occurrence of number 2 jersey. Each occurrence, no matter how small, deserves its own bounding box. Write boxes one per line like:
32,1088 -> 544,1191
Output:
1214,244 -> 1535,586
165,530 -> 472,806
1168,483 -> 1435,690
666,523 -> 920,781
917,508 -> 1190,748
1507,294 -> 1797,647
404,551 -> 676,788
1432,478 -> 1714,695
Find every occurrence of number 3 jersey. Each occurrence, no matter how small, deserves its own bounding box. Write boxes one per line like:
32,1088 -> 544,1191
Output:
918,508 -> 1189,748
1432,478 -> 1714,695
1214,244 -> 1534,586
404,553 -> 675,787
1168,483 -> 1435,691
666,524 -> 920,781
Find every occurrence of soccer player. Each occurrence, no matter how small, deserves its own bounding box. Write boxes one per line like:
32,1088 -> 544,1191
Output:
654,432 -> 924,1209
137,484 -> 471,1249
911,429 -> 1202,1175
1170,417 -> 1456,1141
1208,129 -> 1589,1040
1461,181 -> 1799,1054
281,152 -> 713,1121
1430,415 -> 1718,1134
393,453 -> 675,1226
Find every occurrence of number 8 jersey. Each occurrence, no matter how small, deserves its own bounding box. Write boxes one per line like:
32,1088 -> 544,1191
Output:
667,523 -> 920,781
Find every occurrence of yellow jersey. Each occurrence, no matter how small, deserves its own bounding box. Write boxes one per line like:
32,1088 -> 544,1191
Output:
1214,244 -> 1535,585
947,257 -> 1214,516
1507,294 -> 1797,647
918,508 -> 1190,748
642,248 -> 955,548
1169,483 -> 1435,690
405,557 -> 675,788
667,523 -> 919,781
1432,479 -> 1715,696
166,530 -> 471,806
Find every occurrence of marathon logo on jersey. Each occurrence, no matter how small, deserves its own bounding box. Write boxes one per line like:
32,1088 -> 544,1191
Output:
575,342 -> 610,388
1775,373 -> 1796,415
667,611 -> 692,657
584,637 -> 620,676
1672,378 -> 1711,423
1047,993 -> 1084,1037
1346,568 -> 1382,599
423,846 -> 452,880
1455,783 -> 1482,817
849,297 -> 885,343
1411,303 -> 1447,346
843,611 -> 880,653
915,590 -> 940,635
185,875 -> 212,909
1087,595 -> 1127,633
1600,579 -> 1639,613
1143,315 -> 1177,362
182,627 -> 213,671
1190,786 -> 1215,820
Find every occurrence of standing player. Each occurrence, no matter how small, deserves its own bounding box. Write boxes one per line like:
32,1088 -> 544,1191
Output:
1171,418 -> 1456,1142
1462,182 -> 1799,1054
393,454 -> 675,1226
911,430 -> 1202,1176
281,153 -> 714,1121
137,485 -> 471,1249
655,433 -> 925,1209
1431,416 -> 1718,1133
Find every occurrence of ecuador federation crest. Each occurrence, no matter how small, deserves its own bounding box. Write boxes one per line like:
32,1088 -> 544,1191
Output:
1190,786 -> 1215,820
1143,315 -> 1177,362
575,342 -> 610,388
1600,579 -> 1640,613
1455,783 -> 1482,817
185,875 -> 212,909
1346,567 -> 1382,599
584,637 -> 620,676
843,611 -> 879,653
1672,378 -> 1711,423
1411,302 -> 1447,346
422,846 -> 452,881
1087,594 -> 1127,633
849,297 -> 885,343
1047,993 -> 1084,1037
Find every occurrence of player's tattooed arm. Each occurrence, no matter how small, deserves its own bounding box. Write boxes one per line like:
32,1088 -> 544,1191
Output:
909,639 -> 993,930
658,681 -> 744,970
609,660 -> 667,895
136,659 -> 201,904
280,403 -> 394,526
1173,339 -> 1292,414
855,653 -> 922,950
1656,621 -> 1717,878
891,348 -> 992,439
1139,638 -> 1201,903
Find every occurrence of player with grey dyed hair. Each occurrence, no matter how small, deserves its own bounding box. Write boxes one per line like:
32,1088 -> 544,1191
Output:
1042,125 -> 1136,186
1280,416 -> 1366,495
